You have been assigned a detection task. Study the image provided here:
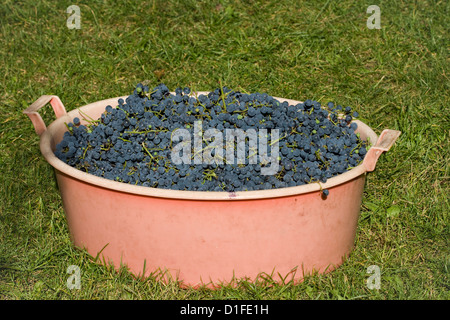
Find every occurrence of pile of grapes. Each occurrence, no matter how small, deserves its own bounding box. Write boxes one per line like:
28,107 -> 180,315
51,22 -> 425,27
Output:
55,83 -> 369,194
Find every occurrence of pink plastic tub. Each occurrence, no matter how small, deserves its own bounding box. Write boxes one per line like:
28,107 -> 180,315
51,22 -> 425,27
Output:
24,94 -> 400,288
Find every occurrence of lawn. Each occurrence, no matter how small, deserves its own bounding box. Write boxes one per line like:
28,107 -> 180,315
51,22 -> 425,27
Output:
0,0 -> 448,300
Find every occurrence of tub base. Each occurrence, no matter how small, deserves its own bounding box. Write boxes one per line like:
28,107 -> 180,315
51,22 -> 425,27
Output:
57,170 -> 364,288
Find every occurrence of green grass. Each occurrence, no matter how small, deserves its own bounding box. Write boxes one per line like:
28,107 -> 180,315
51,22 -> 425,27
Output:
0,0 -> 448,300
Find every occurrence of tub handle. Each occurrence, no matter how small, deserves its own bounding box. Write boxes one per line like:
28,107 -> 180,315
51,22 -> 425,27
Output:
23,95 -> 67,135
363,129 -> 401,172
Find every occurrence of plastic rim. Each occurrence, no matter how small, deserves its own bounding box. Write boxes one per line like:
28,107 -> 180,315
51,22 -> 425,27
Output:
39,95 -> 378,201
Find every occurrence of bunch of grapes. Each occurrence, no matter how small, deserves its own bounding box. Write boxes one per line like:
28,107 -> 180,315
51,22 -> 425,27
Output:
55,83 -> 369,195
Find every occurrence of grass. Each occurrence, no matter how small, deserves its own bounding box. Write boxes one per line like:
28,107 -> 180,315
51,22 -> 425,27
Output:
0,0 -> 448,300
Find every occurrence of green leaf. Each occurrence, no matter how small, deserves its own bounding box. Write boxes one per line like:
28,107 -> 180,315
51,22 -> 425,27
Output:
387,205 -> 401,217
365,201 -> 379,212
